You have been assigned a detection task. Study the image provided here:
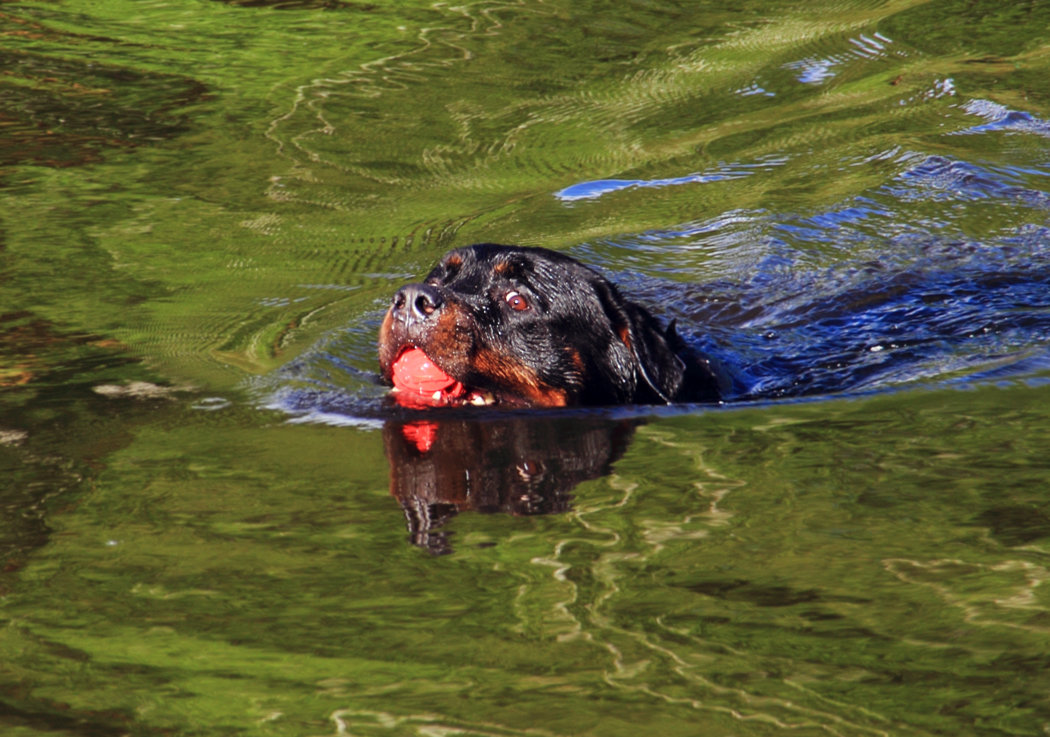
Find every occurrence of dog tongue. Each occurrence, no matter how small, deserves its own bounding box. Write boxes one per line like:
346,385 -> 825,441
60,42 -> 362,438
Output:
391,348 -> 464,401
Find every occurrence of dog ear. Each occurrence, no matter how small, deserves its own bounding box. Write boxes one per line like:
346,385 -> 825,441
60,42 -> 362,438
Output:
592,278 -> 684,403
621,303 -> 686,403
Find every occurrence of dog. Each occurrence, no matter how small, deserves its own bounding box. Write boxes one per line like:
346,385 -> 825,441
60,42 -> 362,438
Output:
378,244 -> 726,407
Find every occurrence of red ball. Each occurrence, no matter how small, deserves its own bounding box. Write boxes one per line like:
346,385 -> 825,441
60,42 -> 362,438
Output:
391,348 -> 464,403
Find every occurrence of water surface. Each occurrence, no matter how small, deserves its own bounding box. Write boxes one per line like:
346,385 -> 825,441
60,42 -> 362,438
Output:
2,1 -> 1050,735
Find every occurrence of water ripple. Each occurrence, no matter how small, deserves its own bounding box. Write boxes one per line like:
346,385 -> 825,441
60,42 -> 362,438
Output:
555,155 -> 789,202
782,30 -> 902,85
958,99 -> 1050,137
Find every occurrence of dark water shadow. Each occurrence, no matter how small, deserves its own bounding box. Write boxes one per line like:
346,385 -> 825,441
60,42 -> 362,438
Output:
383,415 -> 636,554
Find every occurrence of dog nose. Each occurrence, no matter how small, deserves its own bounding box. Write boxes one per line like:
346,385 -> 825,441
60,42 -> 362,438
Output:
393,283 -> 444,321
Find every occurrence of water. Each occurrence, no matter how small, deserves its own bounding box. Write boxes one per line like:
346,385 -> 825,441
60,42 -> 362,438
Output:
3,1 -> 1050,735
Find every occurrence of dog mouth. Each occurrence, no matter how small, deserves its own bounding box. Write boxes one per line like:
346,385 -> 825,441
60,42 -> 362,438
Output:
388,346 -> 496,408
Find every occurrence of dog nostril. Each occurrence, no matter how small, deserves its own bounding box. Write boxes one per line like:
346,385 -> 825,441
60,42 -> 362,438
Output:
415,293 -> 436,316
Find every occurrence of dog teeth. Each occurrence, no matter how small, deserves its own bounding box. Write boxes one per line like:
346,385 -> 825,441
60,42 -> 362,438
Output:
432,390 -> 444,402
469,392 -> 495,406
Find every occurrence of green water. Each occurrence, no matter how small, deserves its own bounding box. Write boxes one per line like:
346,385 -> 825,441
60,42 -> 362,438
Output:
3,0 -> 1050,734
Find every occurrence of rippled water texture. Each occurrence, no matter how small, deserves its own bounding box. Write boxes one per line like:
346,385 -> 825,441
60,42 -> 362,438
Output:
3,1 -> 1050,735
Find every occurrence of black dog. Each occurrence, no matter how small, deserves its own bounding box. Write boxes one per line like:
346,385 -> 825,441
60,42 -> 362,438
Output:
378,244 -> 725,407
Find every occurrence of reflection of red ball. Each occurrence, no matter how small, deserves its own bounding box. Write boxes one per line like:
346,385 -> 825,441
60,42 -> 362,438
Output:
391,348 -> 462,400
400,421 -> 438,453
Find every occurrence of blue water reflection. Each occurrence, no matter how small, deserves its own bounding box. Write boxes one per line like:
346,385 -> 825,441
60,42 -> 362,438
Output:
959,99 -> 1050,137
555,155 -> 789,201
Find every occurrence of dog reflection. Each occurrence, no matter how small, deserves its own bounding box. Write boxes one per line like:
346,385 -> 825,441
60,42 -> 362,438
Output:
384,417 -> 634,554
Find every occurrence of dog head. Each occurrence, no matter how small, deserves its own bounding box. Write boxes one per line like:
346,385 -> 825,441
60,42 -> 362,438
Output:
378,244 -> 705,407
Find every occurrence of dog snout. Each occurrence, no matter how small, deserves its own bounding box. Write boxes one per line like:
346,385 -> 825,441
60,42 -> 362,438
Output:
392,283 -> 444,323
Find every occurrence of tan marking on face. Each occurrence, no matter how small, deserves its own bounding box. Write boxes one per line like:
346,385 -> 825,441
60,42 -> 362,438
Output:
471,347 -> 569,407
618,324 -> 632,350
377,308 -> 397,379
567,348 -> 585,375
419,303 -> 475,376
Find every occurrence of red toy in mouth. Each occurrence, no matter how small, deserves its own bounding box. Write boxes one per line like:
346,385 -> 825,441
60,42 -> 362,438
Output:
389,347 -> 499,407
390,347 -> 466,405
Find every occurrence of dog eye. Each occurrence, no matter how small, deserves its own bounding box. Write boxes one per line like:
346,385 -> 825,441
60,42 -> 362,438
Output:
505,291 -> 529,311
